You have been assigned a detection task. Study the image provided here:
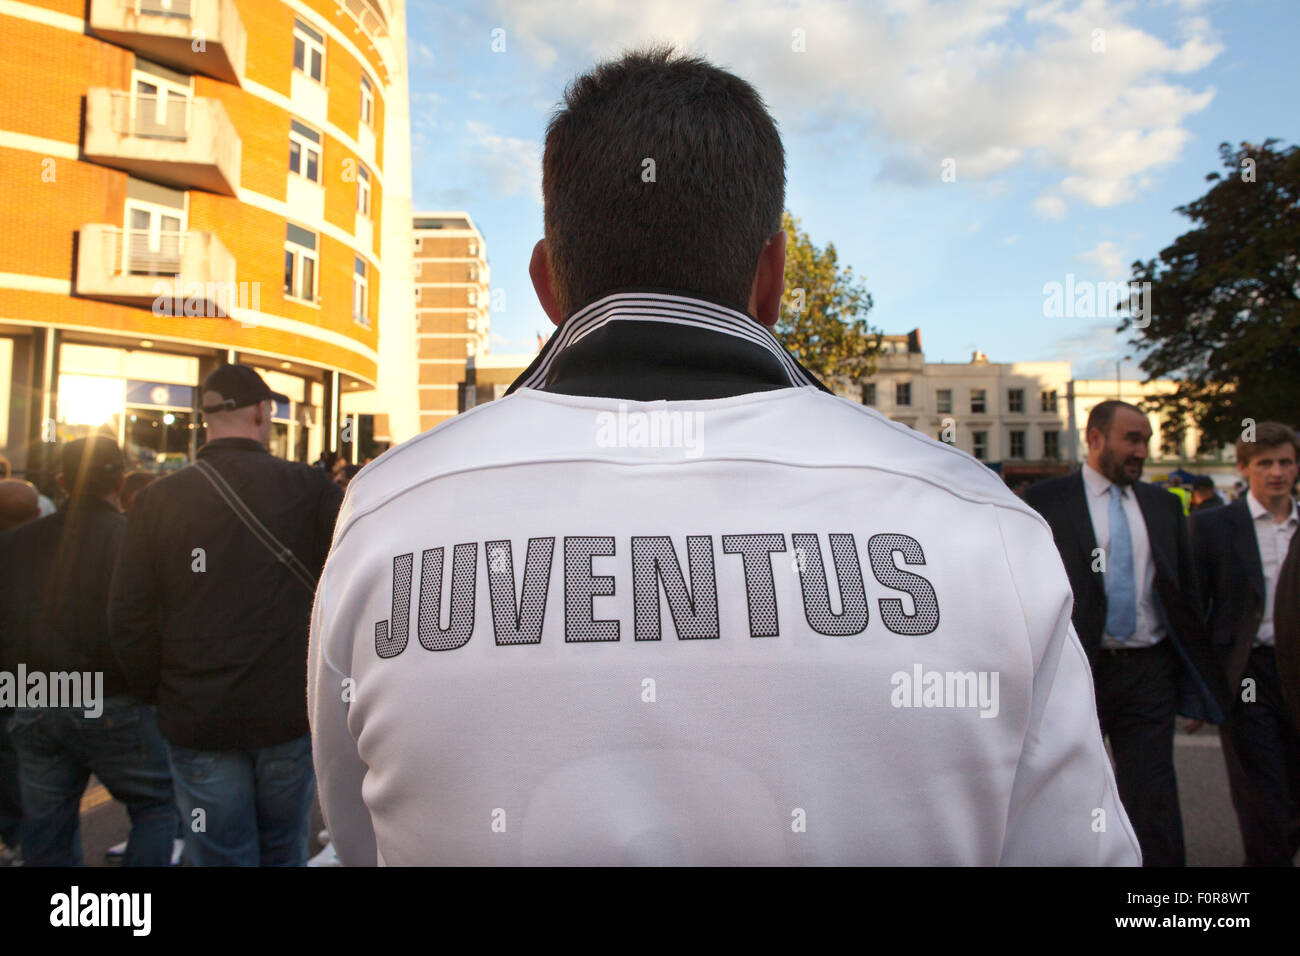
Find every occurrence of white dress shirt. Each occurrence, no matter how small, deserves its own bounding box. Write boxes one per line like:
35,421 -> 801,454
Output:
1247,492 -> 1299,647
1081,462 -> 1166,649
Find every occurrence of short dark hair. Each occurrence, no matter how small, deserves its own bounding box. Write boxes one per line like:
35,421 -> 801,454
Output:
1191,476 -> 1216,492
542,45 -> 786,318
1236,421 -> 1300,466
1086,400 -> 1146,438
61,437 -> 124,500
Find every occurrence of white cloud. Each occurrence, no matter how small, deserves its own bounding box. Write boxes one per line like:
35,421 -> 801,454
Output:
489,0 -> 1221,209
1034,194 -> 1067,220
464,121 -> 543,205
1048,321 -> 1130,377
1077,240 -> 1128,279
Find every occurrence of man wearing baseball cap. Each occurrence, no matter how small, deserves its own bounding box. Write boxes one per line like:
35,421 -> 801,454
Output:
110,364 -> 342,866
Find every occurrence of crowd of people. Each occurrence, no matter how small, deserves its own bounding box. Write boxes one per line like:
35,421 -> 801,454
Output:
0,363 -> 347,866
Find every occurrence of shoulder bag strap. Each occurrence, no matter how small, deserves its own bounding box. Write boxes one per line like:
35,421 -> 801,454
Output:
191,459 -> 318,593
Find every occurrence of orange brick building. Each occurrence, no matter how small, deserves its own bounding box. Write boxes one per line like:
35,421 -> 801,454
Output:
413,212 -> 489,430
0,0 -> 418,484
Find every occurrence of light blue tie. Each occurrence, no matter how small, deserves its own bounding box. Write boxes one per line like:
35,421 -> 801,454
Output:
1106,484 -> 1137,641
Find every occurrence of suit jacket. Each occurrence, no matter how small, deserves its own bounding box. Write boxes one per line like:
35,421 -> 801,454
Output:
1193,496 -> 1298,720
1024,470 -> 1228,723
1275,526 -> 1300,734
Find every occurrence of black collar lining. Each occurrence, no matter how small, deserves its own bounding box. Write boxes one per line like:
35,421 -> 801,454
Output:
507,291 -> 828,395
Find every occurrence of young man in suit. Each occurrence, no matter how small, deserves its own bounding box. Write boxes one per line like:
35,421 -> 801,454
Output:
1191,421 -> 1300,865
1024,400 -> 1228,866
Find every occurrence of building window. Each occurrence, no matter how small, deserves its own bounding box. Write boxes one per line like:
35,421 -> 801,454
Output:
360,74 -> 375,127
861,383 -> 876,407
468,239 -> 478,256
284,224 -> 318,302
414,236 -> 422,250
935,388 -> 952,414
1043,430 -> 1059,459
1041,389 -> 1058,412
467,289 -> 477,306
357,164 -> 371,215
896,382 -> 912,407
1008,388 -> 1024,413
971,389 -> 986,414
123,195 -> 184,276
289,120 -> 321,183
293,18 -> 325,83
972,431 -> 988,461
352,257 -> 368,326
1009,430 -> 1025,459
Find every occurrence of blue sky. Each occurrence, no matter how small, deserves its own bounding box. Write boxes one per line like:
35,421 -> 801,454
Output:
406,0 -> 1297,377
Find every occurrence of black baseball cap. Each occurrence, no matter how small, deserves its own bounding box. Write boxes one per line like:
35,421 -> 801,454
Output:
201,364 -> 290,414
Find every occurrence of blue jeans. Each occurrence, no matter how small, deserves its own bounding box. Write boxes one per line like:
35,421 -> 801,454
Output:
7,697 -> 177,866
166,734 -> 315,866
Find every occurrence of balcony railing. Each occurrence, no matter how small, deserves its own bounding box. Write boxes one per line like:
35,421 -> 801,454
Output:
77,223 -> 236,308
83,88 -> 240,194
116,228 -> 186,276
112,92 -> 190,140
136,0 -> 193,17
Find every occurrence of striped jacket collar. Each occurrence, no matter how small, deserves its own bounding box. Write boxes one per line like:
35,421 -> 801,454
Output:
506,290 -> 831,400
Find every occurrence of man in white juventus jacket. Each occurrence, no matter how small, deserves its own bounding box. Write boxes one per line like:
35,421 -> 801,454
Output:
309,48 -> 1140,866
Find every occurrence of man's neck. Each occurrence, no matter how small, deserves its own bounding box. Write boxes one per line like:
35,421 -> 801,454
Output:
1250,489 -> 1294,523
206,431 -> 265,446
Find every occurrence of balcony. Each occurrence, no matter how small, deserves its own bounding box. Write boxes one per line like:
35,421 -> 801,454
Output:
83,89 -> 241,195
76,225 -> 237,314
89,0 -> 247,85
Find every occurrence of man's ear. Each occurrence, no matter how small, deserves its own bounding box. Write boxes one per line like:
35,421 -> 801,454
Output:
529,239 -> 564,327
748,231 -> 787,328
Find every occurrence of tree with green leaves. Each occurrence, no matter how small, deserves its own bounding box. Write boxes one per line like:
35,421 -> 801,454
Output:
1121,139 -> 1300,453
775,211 -> 882,393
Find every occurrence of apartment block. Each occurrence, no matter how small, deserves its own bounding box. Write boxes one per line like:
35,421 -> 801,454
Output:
0,0 -> 418,479
413,212 -> 489,431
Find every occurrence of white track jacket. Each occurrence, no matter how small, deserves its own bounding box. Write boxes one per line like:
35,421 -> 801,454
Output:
309,291 -> 1141,866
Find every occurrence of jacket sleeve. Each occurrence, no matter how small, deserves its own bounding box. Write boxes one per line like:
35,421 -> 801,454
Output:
1189,511 -> 1217,620
108,493 -> 163,702
308,560 -> 377,866
994,504 -> 1142,866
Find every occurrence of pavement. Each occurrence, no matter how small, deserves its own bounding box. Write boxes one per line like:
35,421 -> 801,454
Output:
50,726 -> 1276,866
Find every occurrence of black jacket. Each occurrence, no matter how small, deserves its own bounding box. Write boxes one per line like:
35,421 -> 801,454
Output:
109,438 -> 343,750
0,498 -> 130,696
1190,496 -> 1269,701
1275,526 -> 1300,734
1022,469 -> 1228,722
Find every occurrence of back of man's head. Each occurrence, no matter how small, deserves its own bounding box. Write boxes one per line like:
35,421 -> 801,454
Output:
542,45 -> 785,318
60,437 -> 124,502
0,478 -> 39,529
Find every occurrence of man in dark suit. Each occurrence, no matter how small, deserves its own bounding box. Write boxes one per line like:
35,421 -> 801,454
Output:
1024,400 -> 1227,866
1191,421 -> 1300,865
